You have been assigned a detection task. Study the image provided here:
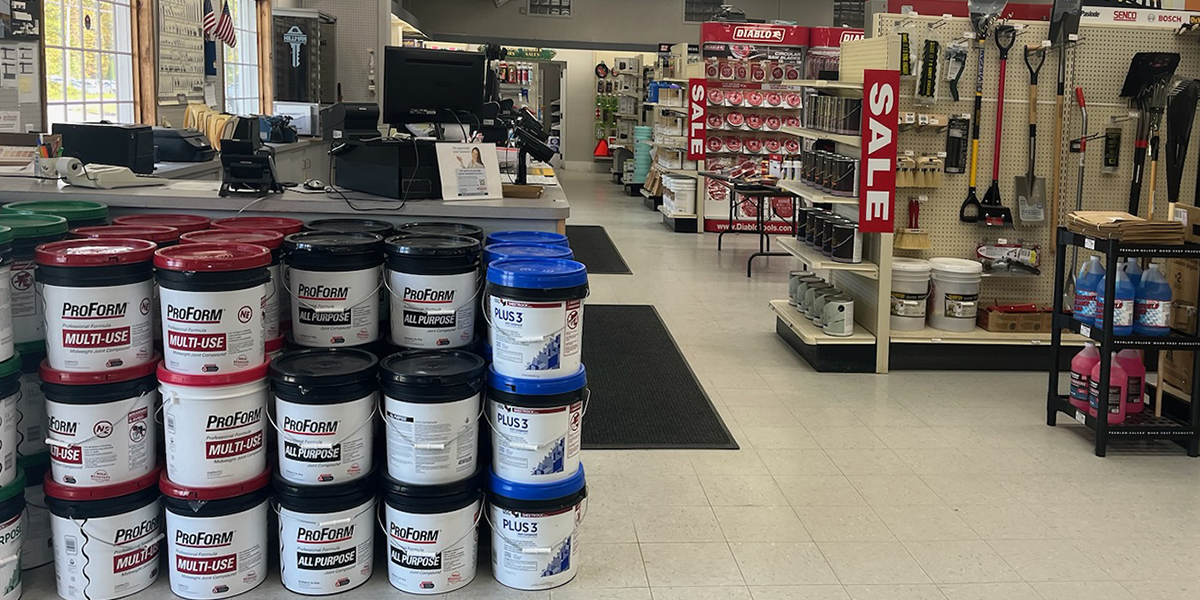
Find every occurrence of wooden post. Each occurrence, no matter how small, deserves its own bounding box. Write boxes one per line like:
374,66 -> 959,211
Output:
258,0 -> 273,115
131,0 -> 157,125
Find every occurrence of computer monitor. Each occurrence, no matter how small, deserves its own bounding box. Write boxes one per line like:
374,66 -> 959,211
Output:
383,47 -> 486,126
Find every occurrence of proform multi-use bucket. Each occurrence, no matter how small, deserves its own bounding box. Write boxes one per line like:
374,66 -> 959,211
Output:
211,216 -> 305,236
385,235 -> 481,350
270,348 -> 378,485
36,238 -> 157,372
382,471 -> 482,594
380,350 -> 484,485
274,475 -> 376,596
180,229 -> 285,341
487,366 -> 585,484
0,355 -> 20,488
304,219 -> 396,238
891,257 -> 932,332
488,465 -> 587,591
159,361 -> 269,488
2,200 -> 109,228
395,222 -> 483,242
284,232 -> 385,348
483,243 -> 574,265
45,468 -> 163,600
0,466 -> 25,600
928,257 -> 983,333
20,454 -> 52,569
155,243 -> 271,375
0,213 -> 68,345
14,342 -> 47,458
160,469 -> 270,599
41,360 -> 159,488
484,231 -> 569,247
113,213 -> 211,235
487,259 -> 588,379
70,225 -> 181,246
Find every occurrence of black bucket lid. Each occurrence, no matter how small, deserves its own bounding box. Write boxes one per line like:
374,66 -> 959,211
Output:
395,222 -> 484,241
304,219 -> 396,237
382,468 -> 483,514
385,234 -> 481,258
273,470 -> 376,512
269,347 -> 379,388
283,231 -> 385,255
382,350 -> 485,387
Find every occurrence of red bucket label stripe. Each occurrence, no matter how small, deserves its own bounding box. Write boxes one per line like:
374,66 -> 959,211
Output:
62,326 -> 131,349
113,543 -> 159,573
206,430 -> 264,459
168,331 -> 228,351
176,553 -> 237,575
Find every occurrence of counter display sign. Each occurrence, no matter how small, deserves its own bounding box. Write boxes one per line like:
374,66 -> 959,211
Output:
859,69 -> 898,234
687,78 -> 707,162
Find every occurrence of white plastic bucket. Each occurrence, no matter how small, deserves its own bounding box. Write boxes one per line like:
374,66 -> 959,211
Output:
19,456 -> 52,570
891,257 -> 932,332
1,213 -> 70,346
0,468 -> 25,600
275,477 -> 376,596
41,361 -> 159,488
45,469 -> 164,600
928,258 -> 983,333
285,232 -> 385,348
380,350 -> 484,485
266,336 -> 285,361
0,356 -> 20,489
488,466 -> 587,590
382,474 -> 482,594
0,262 -> 12,365
487,259 -> 589,380
15,343 -> 47,458
486,367 -> 586,484
180,229 -> 286,342
159,362 -> 269,488
160,469 -> 270,599
384,235 -> 482,349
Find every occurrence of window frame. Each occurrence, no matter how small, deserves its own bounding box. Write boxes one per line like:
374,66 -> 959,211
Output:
222,0 -> 261,114
42,0 -> 137,126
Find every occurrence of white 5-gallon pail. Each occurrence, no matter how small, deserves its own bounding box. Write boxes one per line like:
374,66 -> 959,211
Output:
275,475 -> 376,595
270,348 -> 378,485
0,226 -> 13,365
384,235 -> 481,350
928,258 -> 983,333
487,259 -> 589,379
383,472 -> 482,594
15,342 -> 48,458
285,232 -> 385,348
488,465 -> 587,590
0,355 -> 21,489
19,455 -> 51,570
380,350 -> 484,485
181,229 -> 285,342
159,361 -> 269,488
891,257 -> 932,332
44,468 -> 163,600
0,466 -> 26,600
160,469 -> 270,599
487,366 -> 585,484
41,360 -> 159,488
0,213 -> 69,346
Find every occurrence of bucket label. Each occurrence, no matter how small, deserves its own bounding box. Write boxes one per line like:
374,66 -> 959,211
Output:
44,281 -> 154,372
1089,377 -> 1122,414
16,371 -> 48,457
0,393 -> 15,489
275,393 -> 375,485
264,263 -> 281,340
490,502 -> 583,590
160,285 -> 265,375
50,501 -> 160,600
46,392 -> 157,487
383,393 -> 479,485
10,261 -> 41,345
1127,375 -> 1143,408
488,401 -> 582,483
938,290 -> 978,320
890,291 -> 928,318
0,512 -> 19,600
289,267 -> 381,347
164,380 -> 268,488
0,264 -> 12,364
388,270 -> 478,349
166,500 -> 266,599
490,297 -> 584,380
22,484 -> 53,570
385,501 -> 479,594
279,499 -> 375,595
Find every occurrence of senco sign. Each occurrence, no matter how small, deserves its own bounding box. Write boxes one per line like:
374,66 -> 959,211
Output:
687,78 -> 707,161
859,69 -> 898,234
732,25 -> 786,43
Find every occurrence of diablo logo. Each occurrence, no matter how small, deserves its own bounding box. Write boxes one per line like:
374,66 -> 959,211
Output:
732,25 -> 785,43
841,30 -> 865,43
1114,10 -> 1137,21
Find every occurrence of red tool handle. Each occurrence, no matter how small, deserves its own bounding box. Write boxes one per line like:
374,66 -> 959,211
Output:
991,58 -> 1008,177
1075,86 -> 1086,108
1075,87 -> 1086,151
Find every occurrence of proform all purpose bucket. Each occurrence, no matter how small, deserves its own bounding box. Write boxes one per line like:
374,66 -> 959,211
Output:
285,232 -> 384,348
274,475 -> 376,595
36,238 -> 157,373
380,350 -> 484,485
382,472 -> 482,594
0,467 -> 25,600
0,213 -> 68,345
45,468 -> 164,600
270,348 -> 378,485
160,469 -> 270,599
385,235 -> 481,350
487,259 -> 588,379
181,229 -> 285,342
155,243 -> 271,375
488,466 -> 587,591
487,366 -> 585,484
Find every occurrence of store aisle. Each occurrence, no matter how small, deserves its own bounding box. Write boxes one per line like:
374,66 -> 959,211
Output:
453,171 -> 1200,600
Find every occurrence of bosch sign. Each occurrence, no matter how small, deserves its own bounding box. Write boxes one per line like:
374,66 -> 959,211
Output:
732,25 -> 786,43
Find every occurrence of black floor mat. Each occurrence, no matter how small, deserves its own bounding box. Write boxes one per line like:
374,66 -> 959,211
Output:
566,225 -> 632,275
582,305 -> 738,449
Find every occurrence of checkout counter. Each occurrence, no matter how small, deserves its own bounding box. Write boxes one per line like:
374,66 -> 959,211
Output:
154,138 -> 331,182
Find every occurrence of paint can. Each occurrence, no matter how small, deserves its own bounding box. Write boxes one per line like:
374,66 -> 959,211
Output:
811,289 -> 838,327
793,276 -> 824,314
0,354 -> 20,489
285,232 -> 385,348
211,216 -> 305,236
395,222 -> 484,242
822,217 -> 842,256
155,243 -> 271,375
41,360 -> 159,488
180,229 -> 285,342
113,214 -> 211,235
822,295 -> 856,337
382,471 -> 483,594
270,348 -> 378,485
159,361 -> 269,488
36,238 -> 157,372
19,454 -> 52,570
160,469 -> 270,599
486,366 -> 586,484
787,270 -> 816,307
44,467 -> 164,600
0,214 -> 68,345
304,219 -> 396,238
484,231 -> 569,247
274,474 -> 376,595
70,225 -> 181,246
488,465 -> 587,590
14,342 -> 47,458
807,211 -> 826,248
385,235 -> 481,350
804,283 -> 836,320
2,200 -> 109,228
487,259 -> 588,379
928,258 -> 982,333
0,466 -> 24,600
831,221 -> 863,264
891,258 -> 932,332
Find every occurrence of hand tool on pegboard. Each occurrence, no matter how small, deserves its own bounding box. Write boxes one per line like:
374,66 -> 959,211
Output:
959,0 -> 1009,223
1065,86 -> 1089,310
1049,0 -> 1081,254
1119,52 -> 1180,219
1016,45 -> 1047,224
981,25 -> 1018,227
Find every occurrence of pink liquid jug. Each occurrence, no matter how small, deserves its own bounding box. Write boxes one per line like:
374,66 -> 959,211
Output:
1089,354 -> 1128,425
1115,349 -> 1146,415
1069,343 -> 1099,411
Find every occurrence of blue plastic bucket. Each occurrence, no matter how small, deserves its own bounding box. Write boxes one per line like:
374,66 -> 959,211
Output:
487,465 -> 586,590
483,243 -> 574,266
486,366 -> 586,484
483,231 -> 569,248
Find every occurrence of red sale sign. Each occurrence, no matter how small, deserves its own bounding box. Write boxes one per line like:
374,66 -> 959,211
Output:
859,69 -> 899,233
687,78 -> 707,161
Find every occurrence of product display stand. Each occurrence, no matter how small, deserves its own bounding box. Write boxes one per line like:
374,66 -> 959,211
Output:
1046,228 -> 1200,457
644,43 -> 703,232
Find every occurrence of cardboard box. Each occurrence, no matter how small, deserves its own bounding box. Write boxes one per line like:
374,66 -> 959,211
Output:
977,306 -> 1053,333
1166,258 -> 1199,334
1162,349 -> 1194,395
1172,204 -> 1200,244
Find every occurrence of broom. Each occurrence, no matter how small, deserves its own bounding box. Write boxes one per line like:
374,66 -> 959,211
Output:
896,196 -> 932,250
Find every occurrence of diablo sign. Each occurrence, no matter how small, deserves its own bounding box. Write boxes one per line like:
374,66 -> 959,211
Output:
859,69 -> 899,234
732,25 -> 786,43
700,22 -> 809,46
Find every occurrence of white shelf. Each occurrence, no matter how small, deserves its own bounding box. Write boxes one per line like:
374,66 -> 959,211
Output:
658,77 -> 688,84
640,187 -> 657,199
658,205 -> 696,219
783,79 -> 863,91
777,237 -> 879,279
770,300 -> 876,345
890,326 -> 1089,346
777,180 -> 857,205
780,126 -> 861,148
659,107 -> 688,117
659,168 -> 699,178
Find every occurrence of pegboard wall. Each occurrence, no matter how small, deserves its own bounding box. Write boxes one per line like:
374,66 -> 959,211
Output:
876,13 -> 1200,306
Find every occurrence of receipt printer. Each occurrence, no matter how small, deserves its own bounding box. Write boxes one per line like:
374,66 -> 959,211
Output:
153,127 -> 216,162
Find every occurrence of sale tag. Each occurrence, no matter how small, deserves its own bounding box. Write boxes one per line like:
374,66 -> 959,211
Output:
859,69 -> 899,234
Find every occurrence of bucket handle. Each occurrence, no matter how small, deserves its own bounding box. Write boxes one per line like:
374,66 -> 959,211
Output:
272,497 -> 376,527
483,500 -> 587,555
483,388 -> 590,452
376,399 -> 482,451
267,398 -> 376,449
0,552 -> 18,568
288,278 -> 383,314
65,516 -> 166,551
45,392 -> 148,449
382,272 -> 485,316
374,498 -> 483,557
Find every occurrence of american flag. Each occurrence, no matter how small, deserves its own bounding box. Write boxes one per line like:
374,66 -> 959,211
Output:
203,0 -> 237,48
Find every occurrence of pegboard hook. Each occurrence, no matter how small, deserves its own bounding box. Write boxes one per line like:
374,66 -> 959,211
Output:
927,15 -> 951,30
1110,111 -> 1139,125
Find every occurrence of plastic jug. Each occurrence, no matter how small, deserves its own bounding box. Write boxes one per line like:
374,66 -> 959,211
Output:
1069,342 -> 1100,411
1089,353 -> 1127,425
1134,263 -> 1172,336
1123,258 -> 1143,287
1095,267 -> 1135,336
1074,256 -> 1105,325
1115,349 -> 1145,415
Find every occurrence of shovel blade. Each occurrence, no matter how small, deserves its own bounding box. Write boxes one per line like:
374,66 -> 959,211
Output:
1015,175 -> 1047,223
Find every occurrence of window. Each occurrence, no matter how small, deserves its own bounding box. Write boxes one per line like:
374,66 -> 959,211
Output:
684,0 -> 723,23
44,0 -> 136,125
223,0 -> 260,115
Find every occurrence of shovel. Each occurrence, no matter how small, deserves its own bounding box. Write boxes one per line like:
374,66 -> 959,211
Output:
959,0 -> 1009,223
1119,52 -> 1180,217
1016,45 -> 1047,224
1049,0 -> 1082,254
980,25 -> 1017,227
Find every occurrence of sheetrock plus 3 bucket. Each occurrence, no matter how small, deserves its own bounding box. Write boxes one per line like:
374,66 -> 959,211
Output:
488,465 -> 587,590
385,235 -> 481,349
44,468 -> 164,600
0,213 -> 68,345
41,360 -> 159,488
891,257 -> 932,332
396,222 -> 483,242
155,243 -> 270,375
160,469 -> 270,599
112,213 -> 211,235
159,362 -> 269,488
15,342 -> 47,458
0,466 -> 25,600
2,200 -> 109,228
0,354 -> 21,488
928,257 -> 983,333
487,259 -> 588,379
487,366 -> 585,484
483,243 -> 574,266
284,232 -> 384,348
270,348 -> 378,485
484,230 -> 569,247
274,475 -> 376,595
36,238 -> 156,372
181,230 -> 285,342
383,471 -> 482,594
19,454 -> 52,570
380,350 -> 484,485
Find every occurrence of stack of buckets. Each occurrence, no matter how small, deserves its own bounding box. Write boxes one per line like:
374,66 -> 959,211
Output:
633,125 -> 653,184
